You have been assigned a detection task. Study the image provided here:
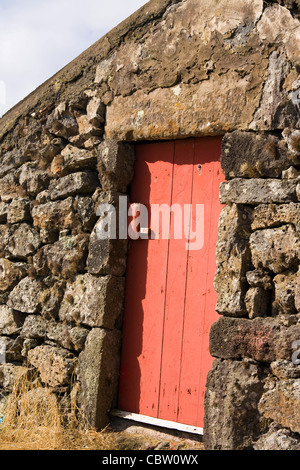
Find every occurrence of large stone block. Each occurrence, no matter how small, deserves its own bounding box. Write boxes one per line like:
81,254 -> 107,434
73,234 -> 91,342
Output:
259,380 -> 300,434
210,316 -> 300,363
214,204 -> 252,316
97,141 -> 134,193
251,203 -> 300,231
221,131 -> 297,179
7,277 -> 44,314
49,172 -> 99,201
78,328 -> 121,429
250,225 -> 300,273
7,223 -> 41,260
59,274 -> 125,329
220,178 -> 297,205
204,359 -> 266,450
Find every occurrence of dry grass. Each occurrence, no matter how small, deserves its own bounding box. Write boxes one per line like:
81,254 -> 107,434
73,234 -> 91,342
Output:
0,369 -> 120,450
0,369 -> 204,451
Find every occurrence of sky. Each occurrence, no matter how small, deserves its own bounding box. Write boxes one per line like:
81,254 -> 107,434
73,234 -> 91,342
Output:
0,0 -> 148,117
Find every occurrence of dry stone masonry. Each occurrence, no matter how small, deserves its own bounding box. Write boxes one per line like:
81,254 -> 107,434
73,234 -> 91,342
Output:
0,0 -> 299,450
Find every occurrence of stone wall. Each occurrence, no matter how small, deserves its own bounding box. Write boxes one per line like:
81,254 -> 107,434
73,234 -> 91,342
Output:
0,96 -> 135,429
0,0 -> 299,449
204,130 -> 300,450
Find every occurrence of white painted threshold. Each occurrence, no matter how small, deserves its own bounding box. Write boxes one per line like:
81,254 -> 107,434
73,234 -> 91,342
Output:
111,410 -> 204,436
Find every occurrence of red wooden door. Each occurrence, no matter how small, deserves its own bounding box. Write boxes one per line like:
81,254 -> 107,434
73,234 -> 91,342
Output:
118,137 -> 224,429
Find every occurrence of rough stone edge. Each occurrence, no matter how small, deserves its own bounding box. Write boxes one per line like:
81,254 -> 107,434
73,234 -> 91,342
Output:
0,0 -> 181,142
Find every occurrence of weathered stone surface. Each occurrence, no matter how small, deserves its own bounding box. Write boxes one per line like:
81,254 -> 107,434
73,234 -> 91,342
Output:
259,379 -> 300,434
21,315 -> 46,339
0,336 -> 24,362
51,144 -> 97,177
220,178 -> 297,205
78,328 -> 121,428
87,229 -> 127,277
59,274 -> 125,328
27,345 -> 76,387
0,201 -> 9,223
271,360 -> 300,380
246,269 -> 273,290
0,259 -> 27,293
245,287 -> 271,319
7,277 -> 44,314
251,203 -> 300,231
0,306 -> 25,336
204,359 -> 266,450
214,204 -> 252,316
0,149 -> 30,178
273,272 -> 297,315
210,317 -> 279,363
7,224 -> 41,260
34,233 -> 89,279
250,225 -> 300,273
7,198 -> 31,224
210,316 -> 300,363
74,196 -> 97,231
49,172 -> 99,201
221,131 -> 297,179
253,424 -> 300,451
97,141 -> 134,192
18,163 -> 51,197
32,197 -> 80,241
0,364 -> 29,392
0,172 -> 26,202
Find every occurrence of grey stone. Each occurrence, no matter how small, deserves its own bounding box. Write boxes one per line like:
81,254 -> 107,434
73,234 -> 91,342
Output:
7,223 -> 41,260
21,315 -> 46,339
7,198 -> 31,224
49,172 -> 99,201
220,178 -> 297,205
273,272 -> 297,315
97,141 -> 134,192
7,277 -> 43,314
78,328 -> 121,429
245,287 -> 271,319
214,204 -> 252,316
253,424 -> 300,450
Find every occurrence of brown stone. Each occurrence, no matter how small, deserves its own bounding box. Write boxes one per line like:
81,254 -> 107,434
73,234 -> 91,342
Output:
27,345 -> 76,387
250,225 -> 300,273
259,380 -> 300,434
221,131 -> 296,179
59,274 -> 125,329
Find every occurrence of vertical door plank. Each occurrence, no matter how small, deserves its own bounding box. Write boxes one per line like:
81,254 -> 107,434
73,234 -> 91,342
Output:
157,139 -> 195,422
118,141 -> 174,417
177,137 -> 224,427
